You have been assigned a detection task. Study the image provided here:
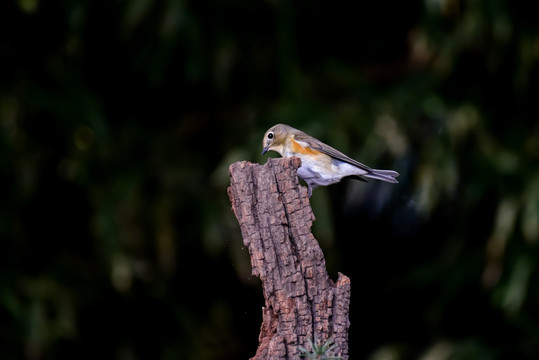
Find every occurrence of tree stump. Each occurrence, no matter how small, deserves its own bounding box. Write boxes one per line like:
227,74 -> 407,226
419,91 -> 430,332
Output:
228,157 -> 351,360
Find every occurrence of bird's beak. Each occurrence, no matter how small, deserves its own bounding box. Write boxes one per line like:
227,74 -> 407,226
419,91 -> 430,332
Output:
261,145 -> 270,156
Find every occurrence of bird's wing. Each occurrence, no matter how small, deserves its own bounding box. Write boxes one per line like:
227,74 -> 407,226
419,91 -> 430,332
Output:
293,132 -> 373,172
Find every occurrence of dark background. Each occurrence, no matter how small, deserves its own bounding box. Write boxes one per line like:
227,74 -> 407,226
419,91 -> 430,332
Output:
2,0 -> 539,359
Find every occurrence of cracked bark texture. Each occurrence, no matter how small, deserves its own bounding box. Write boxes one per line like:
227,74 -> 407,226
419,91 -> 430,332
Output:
228,157 -> 351,360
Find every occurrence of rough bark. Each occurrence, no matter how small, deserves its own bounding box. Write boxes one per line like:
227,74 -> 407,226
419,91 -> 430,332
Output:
228,157 -> 351,360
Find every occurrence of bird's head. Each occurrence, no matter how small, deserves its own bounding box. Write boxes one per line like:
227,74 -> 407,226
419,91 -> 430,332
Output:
261,124 -> 291,156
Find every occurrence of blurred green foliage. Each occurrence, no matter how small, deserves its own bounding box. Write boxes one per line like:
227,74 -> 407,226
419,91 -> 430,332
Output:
1,0 -> 539,359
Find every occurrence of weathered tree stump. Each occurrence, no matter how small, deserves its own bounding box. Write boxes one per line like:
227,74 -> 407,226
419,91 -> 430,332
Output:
228,157 -> 351,360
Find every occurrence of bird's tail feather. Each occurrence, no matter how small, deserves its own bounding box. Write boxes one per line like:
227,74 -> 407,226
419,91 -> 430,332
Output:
363,169 -> 399,183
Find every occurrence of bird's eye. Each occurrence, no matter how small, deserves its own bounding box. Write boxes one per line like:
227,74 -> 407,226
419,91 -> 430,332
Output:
267,132 -> 274,139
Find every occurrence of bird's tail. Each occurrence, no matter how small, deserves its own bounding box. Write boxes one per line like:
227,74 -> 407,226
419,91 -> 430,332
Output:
363,169 -> 400,183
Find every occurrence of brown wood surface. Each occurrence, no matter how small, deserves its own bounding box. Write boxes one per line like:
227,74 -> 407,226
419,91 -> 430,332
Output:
228,157 -> 350,360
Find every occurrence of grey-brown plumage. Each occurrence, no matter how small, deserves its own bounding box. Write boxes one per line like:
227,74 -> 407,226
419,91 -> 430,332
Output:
262,124 -> 399,196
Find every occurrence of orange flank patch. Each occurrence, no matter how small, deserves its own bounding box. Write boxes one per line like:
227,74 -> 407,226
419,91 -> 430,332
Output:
290,138 -> 321,156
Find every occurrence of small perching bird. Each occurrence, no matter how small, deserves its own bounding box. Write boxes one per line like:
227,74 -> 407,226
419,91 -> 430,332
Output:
262,124 -> 399,197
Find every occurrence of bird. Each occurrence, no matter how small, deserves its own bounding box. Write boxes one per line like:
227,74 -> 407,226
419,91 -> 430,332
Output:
262,124 -> 399,197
